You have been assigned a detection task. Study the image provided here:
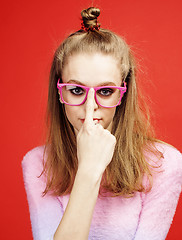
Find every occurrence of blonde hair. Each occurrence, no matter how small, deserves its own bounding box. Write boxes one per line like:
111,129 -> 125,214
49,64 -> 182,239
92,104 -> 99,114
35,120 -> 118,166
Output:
42,7 -> 163,197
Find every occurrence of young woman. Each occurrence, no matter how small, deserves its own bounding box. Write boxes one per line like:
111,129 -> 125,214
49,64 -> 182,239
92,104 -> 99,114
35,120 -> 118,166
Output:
22,7 -> 182,240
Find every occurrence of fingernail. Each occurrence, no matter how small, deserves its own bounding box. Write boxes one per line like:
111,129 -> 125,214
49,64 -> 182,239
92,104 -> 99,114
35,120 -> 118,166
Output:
93,119 -> 99,125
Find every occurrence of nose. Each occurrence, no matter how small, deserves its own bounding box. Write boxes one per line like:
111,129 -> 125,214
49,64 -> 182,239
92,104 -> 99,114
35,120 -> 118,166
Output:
85,88 -> 99,110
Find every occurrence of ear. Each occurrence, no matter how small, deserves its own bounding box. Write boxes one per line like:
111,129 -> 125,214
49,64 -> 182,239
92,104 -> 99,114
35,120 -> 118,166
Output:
58,91 -> 63,104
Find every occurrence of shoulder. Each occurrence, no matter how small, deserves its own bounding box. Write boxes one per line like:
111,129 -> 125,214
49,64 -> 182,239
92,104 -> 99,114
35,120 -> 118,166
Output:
148,142 -> 182,184
22,146 -> 46,178
23,145 -> 45,162
155,142 -> 182,171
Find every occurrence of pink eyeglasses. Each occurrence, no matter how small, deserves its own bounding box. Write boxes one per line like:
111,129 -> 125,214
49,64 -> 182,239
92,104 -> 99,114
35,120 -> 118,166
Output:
57,80 -> 127,108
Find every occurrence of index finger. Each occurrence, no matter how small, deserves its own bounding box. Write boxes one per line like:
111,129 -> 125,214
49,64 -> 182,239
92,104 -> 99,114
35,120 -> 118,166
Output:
84,88 -> 95,126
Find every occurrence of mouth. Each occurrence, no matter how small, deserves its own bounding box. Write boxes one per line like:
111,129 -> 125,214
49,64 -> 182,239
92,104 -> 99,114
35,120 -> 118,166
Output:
93,118 -> 101,122
80,118 -> 101,123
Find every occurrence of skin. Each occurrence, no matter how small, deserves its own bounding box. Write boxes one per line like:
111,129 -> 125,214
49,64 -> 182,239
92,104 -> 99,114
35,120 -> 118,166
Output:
61,53 -> 122,134
54,53 -> 121,240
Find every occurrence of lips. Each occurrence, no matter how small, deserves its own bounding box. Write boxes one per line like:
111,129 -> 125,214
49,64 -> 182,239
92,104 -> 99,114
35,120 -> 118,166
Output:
80,118 -> 101,123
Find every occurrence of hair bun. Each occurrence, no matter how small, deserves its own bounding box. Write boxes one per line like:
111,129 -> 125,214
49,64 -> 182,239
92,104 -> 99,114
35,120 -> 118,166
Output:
81,7 -> 100,31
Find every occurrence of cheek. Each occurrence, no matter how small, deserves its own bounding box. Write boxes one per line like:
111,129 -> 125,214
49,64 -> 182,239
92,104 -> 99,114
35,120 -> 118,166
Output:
64,105 -> 82,131
103,107 -> 116,128
64,105 -> 75,123
107,107 -> 116,119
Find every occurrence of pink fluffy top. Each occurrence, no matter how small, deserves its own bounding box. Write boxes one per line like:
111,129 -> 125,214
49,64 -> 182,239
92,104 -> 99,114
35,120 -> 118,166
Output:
22,143 -> 182,240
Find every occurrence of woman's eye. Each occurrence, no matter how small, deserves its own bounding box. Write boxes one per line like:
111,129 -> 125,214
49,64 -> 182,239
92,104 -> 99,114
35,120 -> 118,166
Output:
70,87 -> 84,95
98,88 -> 114,96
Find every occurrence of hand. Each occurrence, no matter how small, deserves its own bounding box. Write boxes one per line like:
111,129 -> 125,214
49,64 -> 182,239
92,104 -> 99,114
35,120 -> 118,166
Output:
77,88 -> 116,179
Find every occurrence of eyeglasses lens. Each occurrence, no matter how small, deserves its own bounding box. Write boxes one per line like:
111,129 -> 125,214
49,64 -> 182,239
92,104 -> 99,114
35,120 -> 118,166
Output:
96,87 -> 121,107
61,85 -> 87,105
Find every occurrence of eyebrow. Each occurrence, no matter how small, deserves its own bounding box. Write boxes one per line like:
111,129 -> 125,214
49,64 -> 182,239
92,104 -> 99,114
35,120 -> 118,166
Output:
67,79 -> 117,87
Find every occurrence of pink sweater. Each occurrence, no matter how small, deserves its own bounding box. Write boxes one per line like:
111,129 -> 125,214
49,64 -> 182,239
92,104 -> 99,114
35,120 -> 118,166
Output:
22,143 -> 182,240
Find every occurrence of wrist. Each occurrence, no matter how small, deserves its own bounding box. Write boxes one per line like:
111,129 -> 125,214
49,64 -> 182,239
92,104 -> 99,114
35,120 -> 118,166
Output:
76,166 -> 103,187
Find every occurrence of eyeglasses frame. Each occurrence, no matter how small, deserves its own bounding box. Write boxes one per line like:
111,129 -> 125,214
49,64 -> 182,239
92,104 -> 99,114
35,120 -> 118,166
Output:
57,80 -> 127,108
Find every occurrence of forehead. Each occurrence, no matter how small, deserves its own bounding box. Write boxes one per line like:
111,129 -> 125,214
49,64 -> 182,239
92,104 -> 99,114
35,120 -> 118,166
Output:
62,53 -> 122,87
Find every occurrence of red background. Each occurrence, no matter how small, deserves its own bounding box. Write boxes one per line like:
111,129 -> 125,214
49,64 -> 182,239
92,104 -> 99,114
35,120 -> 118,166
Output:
0,0 -> 181,239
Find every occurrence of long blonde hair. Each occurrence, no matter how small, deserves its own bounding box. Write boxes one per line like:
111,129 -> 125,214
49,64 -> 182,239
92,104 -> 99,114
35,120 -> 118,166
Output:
42,7 -> 163,197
